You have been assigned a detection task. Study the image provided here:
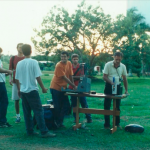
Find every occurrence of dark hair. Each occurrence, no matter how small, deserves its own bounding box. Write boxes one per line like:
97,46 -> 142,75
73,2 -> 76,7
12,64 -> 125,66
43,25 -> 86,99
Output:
21,44 -> 31,56
17,43 -> 23,49
0,47 -> 3,53
114,51 -> 123,57
61,51 -> 69,57
71,53 -> 79,59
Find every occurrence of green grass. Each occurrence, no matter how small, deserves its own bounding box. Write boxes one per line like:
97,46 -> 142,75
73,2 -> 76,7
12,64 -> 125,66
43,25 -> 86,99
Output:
0,75 -> 150,150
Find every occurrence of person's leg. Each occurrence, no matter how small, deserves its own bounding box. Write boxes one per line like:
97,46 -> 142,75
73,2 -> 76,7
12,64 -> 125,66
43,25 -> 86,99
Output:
25,90 -> 49,135
104,83 -> 112,128
59,93 -> 70,125
116,99 -> 121,126
70,96 -> 77,120
21,92 -> 34,134
80,97 -> 92,122
50,89 -> 61,125
12,83 -> 21,123
104,98 -> 112,128
0,83 -> 8,124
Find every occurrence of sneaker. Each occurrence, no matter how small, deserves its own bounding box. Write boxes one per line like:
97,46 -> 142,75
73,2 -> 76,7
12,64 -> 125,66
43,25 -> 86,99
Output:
40,132 -> 56,138
0,122 -> 12,128
87,119 -> 92,123
15,117 -> 21,123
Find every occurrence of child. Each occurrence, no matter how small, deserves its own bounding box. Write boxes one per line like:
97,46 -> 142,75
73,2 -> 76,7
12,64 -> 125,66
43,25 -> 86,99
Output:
15,44 -> 56,137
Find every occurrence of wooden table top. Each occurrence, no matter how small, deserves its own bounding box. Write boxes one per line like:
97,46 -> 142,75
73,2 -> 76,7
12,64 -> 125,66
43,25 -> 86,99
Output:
65,92 -> 128,99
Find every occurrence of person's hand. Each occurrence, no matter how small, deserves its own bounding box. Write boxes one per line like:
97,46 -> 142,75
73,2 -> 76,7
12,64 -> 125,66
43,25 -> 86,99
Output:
7,70 -> 12,75
110,82 -> 114,85
9,79 -> 13,86
42,87 -> 48,93
73,86 -> 77,90
18,90 -> 20,98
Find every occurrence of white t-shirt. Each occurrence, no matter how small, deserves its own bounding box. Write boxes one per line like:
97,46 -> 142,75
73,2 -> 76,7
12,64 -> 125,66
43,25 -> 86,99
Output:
15,58 -> 42,93
103,61 -> 127,84
0,59 -> 6,82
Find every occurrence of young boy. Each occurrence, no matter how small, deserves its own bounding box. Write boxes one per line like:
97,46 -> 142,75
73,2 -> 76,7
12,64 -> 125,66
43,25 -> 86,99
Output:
0,47 -> 12,128
15,44 -> 56,137
9,43 -> 25,123
69,54 -> 92,123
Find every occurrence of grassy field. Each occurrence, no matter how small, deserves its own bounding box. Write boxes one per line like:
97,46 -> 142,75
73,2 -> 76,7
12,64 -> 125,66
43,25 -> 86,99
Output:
0,68 -> 150,149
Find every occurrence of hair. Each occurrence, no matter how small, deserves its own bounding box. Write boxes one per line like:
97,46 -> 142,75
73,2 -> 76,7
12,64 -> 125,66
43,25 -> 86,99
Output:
61,51 -> 69,57
114,51 -> 123,57
71,53 -> 79,59
17,43 -> 23,49
0,47 -> 3,53
21,44 -> 31,56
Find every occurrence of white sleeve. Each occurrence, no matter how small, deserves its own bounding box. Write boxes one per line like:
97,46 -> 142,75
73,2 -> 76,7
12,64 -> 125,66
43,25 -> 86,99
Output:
34,61 -> 42,78
103,63 -> 109,75
122,65 -> 127,76
15,64 -> 19,80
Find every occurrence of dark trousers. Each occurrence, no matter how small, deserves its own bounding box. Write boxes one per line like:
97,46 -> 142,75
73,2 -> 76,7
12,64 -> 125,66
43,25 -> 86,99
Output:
71,96 -> 91,120
0,82 -> 8,123
104,83 -> 121,127
50,88 -> 70,125
21,90 -> 48,135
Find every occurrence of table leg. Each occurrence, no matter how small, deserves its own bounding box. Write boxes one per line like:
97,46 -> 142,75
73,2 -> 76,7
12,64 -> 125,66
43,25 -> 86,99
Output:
110,98 -> 117,133
73,96 -> 81,130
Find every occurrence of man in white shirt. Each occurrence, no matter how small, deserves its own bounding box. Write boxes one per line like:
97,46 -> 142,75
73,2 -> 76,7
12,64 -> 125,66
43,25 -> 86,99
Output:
15,44 -> 56,137
0,47 -> 12,128
103,51 -> 128,129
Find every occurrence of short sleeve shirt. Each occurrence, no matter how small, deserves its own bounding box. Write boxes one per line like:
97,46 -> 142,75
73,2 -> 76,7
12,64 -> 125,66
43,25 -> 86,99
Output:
9,55 -> 25,83
50,61 -> 73,91
103,61 -> 127,84
0,59 -> 5,82
68,63 -> 84,89
15,58 -> 42,93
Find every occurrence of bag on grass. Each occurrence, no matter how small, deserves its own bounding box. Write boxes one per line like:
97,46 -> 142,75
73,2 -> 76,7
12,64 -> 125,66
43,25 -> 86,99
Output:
125,124 -> 144,133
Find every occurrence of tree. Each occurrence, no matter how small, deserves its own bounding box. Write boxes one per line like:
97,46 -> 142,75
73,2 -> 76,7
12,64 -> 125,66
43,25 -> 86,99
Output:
112,8 -> 150,76
31,0 -> 113,75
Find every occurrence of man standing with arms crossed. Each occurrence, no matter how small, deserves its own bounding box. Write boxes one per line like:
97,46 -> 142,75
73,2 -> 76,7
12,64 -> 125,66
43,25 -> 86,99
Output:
103,51 -> 128,129
50,51 -> 77,128
69,54 -> 92,123
9,43 -> 25,123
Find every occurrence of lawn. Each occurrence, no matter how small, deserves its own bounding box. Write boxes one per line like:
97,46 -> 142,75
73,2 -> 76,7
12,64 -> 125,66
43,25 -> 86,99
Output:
0,73 -> 150,150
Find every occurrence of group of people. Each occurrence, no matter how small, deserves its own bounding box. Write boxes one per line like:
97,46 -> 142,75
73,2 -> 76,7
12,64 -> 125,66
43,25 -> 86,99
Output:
0,43 -> 128,138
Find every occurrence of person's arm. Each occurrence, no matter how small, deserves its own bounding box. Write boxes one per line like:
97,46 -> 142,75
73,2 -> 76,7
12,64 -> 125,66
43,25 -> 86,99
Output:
15,79 -> 20,97
62,75 -> 77,90
0,68 -> 12,75
122,75 -> 128,94
9,58 -> 13,85
103,74 -> 114,85
69,75 -> 74,84
36,76 -> 48,93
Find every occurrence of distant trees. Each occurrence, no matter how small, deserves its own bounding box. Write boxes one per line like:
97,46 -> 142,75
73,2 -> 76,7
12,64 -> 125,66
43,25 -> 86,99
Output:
32,1 -> 150,76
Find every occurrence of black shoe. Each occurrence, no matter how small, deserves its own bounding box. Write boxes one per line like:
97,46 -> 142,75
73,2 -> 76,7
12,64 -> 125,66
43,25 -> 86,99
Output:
0,122 -> 12,128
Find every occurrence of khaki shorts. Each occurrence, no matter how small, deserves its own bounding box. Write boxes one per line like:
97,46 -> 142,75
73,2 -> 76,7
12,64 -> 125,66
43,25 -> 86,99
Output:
12,83 -> 20,100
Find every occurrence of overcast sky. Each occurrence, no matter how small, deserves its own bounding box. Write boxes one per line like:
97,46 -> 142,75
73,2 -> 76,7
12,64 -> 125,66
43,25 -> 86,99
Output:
0,0 -> 127,55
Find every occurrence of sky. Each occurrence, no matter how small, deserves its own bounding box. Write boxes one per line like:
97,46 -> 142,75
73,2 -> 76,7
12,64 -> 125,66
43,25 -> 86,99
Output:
0,0 -> 127,55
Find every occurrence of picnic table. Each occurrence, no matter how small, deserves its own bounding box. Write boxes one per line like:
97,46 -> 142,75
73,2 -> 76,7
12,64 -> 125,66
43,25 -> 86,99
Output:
65,92 -> 128,134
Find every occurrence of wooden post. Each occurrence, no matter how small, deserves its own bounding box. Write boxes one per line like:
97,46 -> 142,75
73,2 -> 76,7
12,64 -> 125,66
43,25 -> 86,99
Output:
73,96 -> 81,130
110,98 -> 117,133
